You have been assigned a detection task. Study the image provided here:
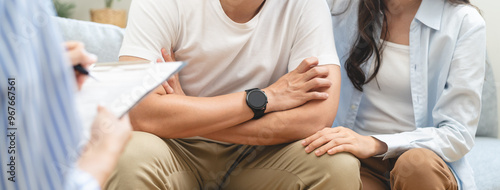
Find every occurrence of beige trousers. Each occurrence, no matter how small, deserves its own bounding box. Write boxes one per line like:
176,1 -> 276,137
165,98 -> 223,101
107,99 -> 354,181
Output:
360,148 -> 458,190
105,131 -> 361,190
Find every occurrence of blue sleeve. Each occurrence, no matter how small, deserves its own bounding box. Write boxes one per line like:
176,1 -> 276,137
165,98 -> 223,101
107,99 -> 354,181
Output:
65,167 -> 100,190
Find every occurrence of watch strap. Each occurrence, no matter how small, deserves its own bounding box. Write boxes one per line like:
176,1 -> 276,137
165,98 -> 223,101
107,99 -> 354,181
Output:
252,105 -> 266,120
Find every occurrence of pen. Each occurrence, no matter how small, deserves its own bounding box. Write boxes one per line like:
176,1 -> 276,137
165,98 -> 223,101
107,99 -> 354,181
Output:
73,64 -> 99,81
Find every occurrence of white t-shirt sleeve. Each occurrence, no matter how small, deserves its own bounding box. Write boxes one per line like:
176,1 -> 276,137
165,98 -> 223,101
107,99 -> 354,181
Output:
288,0 -> 340,71
119,0 -> 180,61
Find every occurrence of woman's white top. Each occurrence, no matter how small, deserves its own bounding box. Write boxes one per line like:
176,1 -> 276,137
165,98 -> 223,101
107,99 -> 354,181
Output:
354,41 -> 416,136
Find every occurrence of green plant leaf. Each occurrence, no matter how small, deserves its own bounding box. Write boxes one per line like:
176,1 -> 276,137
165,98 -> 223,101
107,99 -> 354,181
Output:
53,0 -> 75,18
105,0 -> 122,9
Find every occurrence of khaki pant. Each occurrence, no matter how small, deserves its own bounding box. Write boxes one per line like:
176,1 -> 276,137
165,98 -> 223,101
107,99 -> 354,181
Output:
360,148 -> 458,190
105,131 -> 361,190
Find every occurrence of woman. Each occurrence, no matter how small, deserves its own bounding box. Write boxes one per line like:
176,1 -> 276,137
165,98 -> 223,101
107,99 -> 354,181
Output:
303,0 -> 486,189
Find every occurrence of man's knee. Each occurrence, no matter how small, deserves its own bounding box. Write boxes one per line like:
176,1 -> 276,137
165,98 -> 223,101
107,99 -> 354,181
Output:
321,152 -> 361,187
291,141 -> 360,190
117,131 -> 170,165
104,131 -> 174,189
328,152 -> 361,173
286,141 -> 360,176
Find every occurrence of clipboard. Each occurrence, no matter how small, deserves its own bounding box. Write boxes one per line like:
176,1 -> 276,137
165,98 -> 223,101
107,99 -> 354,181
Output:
75,61 -> 186,140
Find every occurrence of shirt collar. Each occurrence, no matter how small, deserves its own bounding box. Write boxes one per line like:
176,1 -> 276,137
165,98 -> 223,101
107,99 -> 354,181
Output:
414,0 -> 445,30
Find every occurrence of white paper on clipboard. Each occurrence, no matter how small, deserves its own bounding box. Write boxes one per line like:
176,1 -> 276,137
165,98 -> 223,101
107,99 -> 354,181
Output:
75,61 -> 186,142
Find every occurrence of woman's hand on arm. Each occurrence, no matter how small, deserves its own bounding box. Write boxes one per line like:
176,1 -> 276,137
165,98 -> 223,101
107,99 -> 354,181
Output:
301,127 -> 388,159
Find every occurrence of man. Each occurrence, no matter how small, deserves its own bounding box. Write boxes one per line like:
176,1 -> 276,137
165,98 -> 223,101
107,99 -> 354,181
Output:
106,0 -> 361,189
0,0 -> 131,189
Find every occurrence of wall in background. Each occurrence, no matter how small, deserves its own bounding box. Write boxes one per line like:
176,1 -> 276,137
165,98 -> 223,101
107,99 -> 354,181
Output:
472,0 -> 500,138
65,0 -> 500,137
62,0 -> 132,21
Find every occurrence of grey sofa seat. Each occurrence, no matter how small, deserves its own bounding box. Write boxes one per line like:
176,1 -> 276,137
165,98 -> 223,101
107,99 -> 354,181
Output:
467,138 -> 500,190
465,56 -> 500,190
55,17 -> 500,189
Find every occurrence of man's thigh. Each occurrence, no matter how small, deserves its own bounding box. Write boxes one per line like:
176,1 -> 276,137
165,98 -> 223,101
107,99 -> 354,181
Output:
104,132 -> 201,190
222,141 -> 362,190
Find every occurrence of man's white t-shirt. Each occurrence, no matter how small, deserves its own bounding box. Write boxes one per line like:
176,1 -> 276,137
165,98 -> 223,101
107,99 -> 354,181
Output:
120,0 -> 339,97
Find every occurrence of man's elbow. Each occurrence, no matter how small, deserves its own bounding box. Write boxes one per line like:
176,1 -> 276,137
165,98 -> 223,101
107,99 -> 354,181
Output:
129,110 -> 156,134
130,113 -> 196,139
307,102 -> 337,131
291,110 -> 336,139
311,113 -> 335,133
299,65 -> 340,135
130,117 -> 179,138
129,107 -> 173,138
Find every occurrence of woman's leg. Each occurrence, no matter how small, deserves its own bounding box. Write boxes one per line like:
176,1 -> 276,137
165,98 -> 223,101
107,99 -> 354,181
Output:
390,148 -> 458,190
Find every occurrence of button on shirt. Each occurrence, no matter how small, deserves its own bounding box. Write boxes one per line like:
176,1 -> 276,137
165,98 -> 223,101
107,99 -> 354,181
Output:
328,0 -> 486,189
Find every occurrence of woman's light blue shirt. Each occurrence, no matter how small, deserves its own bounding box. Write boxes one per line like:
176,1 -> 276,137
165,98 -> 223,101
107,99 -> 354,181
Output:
0,0 -> 99,189
328,0 -> 486,189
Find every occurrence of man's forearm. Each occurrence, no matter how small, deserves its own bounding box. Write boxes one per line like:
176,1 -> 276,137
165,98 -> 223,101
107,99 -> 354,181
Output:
131,90 -> 256,139
202,100 -> 336,145
125,56 -> 337,140
122,56 -> 255,138
202,65 -> 341,145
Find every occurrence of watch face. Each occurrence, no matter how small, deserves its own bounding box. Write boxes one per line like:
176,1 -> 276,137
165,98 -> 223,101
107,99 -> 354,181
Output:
248,90 -> 267,109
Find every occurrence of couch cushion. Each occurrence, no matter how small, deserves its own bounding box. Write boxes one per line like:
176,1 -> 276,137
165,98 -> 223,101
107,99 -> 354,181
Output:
465,137 -> 500,189
54,17 -> 125,62
477,57 -> 498,138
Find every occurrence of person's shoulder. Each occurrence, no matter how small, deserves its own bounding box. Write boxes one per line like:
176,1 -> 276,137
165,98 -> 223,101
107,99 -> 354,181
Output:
443,2 -> 485,29
327,0 -> 358,15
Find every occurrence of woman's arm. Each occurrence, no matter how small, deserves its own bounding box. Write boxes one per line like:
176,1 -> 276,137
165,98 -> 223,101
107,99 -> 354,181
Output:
303,8 -> 487,161
371,14 -> 486,162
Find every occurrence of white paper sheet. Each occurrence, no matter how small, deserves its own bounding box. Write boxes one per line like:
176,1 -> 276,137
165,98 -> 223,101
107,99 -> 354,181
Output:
75,61 -> 186,142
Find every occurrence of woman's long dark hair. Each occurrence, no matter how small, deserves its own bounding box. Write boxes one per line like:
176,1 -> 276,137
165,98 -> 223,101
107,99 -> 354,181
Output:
345,0 -> 474,91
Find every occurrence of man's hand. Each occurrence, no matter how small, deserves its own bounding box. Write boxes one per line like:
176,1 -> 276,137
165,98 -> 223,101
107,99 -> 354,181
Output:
78,106 -> 132,187
65,41 -> 97,90
264,57 -> 331,113
159,55 -> 332,113
157,48 -> 185,95
301,127 -> 388,159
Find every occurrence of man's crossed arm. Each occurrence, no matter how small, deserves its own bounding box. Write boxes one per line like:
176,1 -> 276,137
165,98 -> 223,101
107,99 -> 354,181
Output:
122,51 -> 340,145
202,63 -> 339,145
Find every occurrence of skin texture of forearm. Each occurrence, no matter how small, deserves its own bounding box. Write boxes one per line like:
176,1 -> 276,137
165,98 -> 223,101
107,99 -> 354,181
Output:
122,56 -> 255,138
202,65 -> 341,145
130,90 -> 255,138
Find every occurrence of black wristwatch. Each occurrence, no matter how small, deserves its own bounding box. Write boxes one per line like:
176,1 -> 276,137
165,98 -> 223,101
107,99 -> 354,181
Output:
245,88 -> 268,119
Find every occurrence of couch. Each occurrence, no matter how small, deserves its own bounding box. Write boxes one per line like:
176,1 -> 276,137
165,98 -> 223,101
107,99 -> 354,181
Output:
55,17 -> 500,190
